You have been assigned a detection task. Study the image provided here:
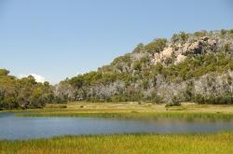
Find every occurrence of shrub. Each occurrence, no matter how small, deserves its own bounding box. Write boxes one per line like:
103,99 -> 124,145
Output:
165,96 -> 181,107
145,38 -> 167,54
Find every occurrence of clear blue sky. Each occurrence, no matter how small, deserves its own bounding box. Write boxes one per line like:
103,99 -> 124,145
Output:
0,0 -> 232,84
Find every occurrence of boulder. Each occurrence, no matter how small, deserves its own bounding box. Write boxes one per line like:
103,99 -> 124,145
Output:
162,47 -> 173,58
176,54 -> 187,64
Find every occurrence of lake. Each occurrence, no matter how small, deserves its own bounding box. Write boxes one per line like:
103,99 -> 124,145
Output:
1,112 -> 233,140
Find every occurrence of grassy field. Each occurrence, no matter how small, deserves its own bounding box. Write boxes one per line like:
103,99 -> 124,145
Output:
14,102 -> 233,119
0,132 -> 233,154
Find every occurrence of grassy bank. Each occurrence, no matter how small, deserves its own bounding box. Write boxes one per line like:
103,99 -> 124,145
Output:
1,132 -> 233,154
14,102 -> 233,119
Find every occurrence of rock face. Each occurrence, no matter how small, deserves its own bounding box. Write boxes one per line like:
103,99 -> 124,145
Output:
162,47 -> 173,58
153,31 -> 229,66
175,54 -> 187,64
153,47 -> 174,64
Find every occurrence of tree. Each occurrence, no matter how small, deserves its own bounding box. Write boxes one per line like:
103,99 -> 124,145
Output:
0,69 -> 10,76
133,43 -> 144,53
0,69 -> 56,109
179,31 -> 189,43
145,38 -> 167,54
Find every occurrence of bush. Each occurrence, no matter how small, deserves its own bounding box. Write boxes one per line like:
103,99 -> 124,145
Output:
194,94 -> 233,104
165,96 -> 181,107
194,94 -> 205,104
145,38 -> 167,54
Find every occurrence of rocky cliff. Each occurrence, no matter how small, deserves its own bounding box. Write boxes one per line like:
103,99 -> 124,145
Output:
55,29 -> 233,104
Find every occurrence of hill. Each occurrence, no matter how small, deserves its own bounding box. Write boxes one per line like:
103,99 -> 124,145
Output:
55,29 -> 233,104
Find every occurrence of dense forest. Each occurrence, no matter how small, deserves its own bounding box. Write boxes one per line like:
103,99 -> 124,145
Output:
0,69 -> 54,109
1,29 -> 233,109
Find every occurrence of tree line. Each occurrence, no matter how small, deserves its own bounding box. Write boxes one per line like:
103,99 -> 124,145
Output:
0,69 -> 54,110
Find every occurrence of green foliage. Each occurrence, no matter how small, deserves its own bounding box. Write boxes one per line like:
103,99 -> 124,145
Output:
110,54 -> 131,66
69,75 -> 84,88
171,31 -> 189,44
194,94 -> 233,104
180,31 -> 189,42
158,53 -> 233,82
110,95 -> 129,102
151,62 -> 163,75
62,51 -> 233,103
132,61 -> 142,71
0,69 -> 55,110
145,38 -> 167,54
0,69 -> 10,76
150,93 -> 165,104
165,96 -> 181,107
194,31 -> 206,37
222,43 -> 230,52
183,81 -> 194,101
220,29 -> 227,37
229,29 -> 233,34
133,43 -> 144,53
164,57 -> 173,66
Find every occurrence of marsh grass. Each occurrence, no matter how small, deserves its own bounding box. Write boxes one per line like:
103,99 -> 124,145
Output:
0,132 -> 233,154
16,111 -> 233,120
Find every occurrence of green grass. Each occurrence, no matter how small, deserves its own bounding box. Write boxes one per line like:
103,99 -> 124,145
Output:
13,102 -> 233,119
16,111 -> 233,120
1,132 -> 233,154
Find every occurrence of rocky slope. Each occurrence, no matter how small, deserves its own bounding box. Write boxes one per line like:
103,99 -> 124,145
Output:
55,29 -> 233,104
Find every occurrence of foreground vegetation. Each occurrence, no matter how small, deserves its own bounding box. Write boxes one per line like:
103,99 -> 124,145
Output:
1,132 -> 233,154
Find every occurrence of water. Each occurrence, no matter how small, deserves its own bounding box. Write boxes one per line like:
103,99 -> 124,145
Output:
1,112 -> 233,140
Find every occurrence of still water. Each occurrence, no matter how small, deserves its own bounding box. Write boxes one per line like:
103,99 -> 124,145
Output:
1,112 -> 233,140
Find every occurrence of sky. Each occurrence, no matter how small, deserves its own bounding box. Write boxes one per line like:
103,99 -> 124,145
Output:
0,0 -> 233,84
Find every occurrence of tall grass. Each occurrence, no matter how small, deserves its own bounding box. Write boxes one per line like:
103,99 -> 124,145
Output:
16,111 -> 233,120
1,132 -> 233,154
